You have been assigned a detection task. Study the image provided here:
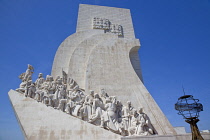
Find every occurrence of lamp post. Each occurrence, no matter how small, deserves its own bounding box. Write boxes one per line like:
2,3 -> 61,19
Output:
175,95 -> 204,140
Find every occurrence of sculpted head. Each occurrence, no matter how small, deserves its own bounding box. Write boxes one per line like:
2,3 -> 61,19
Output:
138,108 -> 143,114
117,100 -> 122,106
100,88 -> 106,97
49,76 -> 54,82
27,64 -> 34,70
90,90 -> 94,96
56,76 -> 60,81
46,75 -> 50,81
38,73 -> 43,78
57,78 -> 62,84
133,109 -> 137,115
94,93 -> 100,99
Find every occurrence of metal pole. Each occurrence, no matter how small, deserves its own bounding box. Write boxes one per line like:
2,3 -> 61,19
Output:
186,119 -> 204,140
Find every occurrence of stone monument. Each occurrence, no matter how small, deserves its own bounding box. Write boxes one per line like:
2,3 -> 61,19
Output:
10,4 -> 210,140
51,4 -> 176,135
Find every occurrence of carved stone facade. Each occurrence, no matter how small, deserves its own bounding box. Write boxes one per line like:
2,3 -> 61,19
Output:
92,17 -> 123,36
93,17 -> 110,30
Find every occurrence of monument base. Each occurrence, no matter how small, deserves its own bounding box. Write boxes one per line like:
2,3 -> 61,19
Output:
8,90 -> 120,140
8,90 -> 210,140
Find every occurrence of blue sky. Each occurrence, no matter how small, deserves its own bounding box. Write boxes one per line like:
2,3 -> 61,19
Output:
0,0 -> 210,139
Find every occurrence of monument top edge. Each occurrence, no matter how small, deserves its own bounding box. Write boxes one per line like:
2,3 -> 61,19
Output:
79,4 -> 131,11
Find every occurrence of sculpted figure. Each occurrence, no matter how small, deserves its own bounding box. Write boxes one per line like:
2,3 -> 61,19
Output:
92,92 -> 103,114
116,100 -> 123,122
16,73 -> 31,93
47,76 -> 56,106
64,91 -> 74,115
65,85 -> 85,116
68,78 -> 78,90
54,78 -> 67,110
24,80 -> 32,97
135,108 -> 154,136
121,101 -> 133,134
55,78 -> 66,95
100,89 -> 115,108
35,73 -> 45,89
25,83 -> 36,98
16,65 -> 33,93
128,109 -> 139,136
16,80 -> 27,93
39,75 -> 50,103
101,97 -> 120,132
72,86 -> 85,117
34,88 -> 42,102
80,90 -> 94,120
34,75 -> 55,105
34,75 -> 48,103
100,88 -> 109,104
88,93 -> 104,124
23,64 -> 34,82
34,74 -> 45,102
128,108 -> 154,136
41,76 -> 51,105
